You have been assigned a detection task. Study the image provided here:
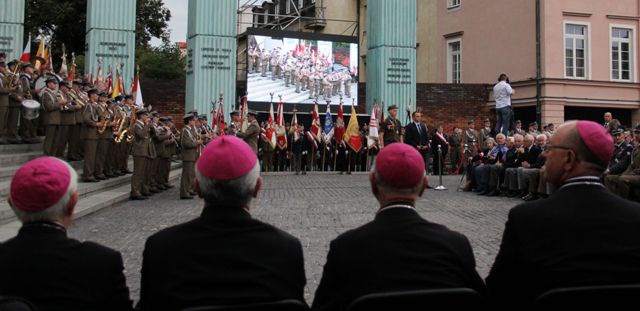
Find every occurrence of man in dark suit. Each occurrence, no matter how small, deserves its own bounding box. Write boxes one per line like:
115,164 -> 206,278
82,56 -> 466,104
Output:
0,157 -> 133,311
404,111 -> 430,172
139,136 -> 306,311
487,120 -> 640,309
312,143 -> 486,311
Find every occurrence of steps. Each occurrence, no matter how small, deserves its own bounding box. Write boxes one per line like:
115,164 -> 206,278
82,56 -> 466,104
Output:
0,141 -> 183,237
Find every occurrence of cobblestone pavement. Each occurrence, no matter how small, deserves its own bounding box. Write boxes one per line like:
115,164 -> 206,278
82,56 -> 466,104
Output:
69,173 -> 518,304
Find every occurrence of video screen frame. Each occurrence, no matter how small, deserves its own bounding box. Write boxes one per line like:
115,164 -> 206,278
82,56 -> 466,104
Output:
245,28 -> 359,111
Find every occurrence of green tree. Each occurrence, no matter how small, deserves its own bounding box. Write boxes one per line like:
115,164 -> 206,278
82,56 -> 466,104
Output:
136,44 -> 185,80
23,0 -> 172,70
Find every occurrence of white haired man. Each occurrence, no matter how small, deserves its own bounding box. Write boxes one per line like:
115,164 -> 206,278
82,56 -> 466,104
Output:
312,143 -> 486,311
139,136 -> 306,310
0,157 -> 133,311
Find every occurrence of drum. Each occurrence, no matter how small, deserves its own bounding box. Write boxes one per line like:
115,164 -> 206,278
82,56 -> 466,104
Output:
21,99 -> 41,120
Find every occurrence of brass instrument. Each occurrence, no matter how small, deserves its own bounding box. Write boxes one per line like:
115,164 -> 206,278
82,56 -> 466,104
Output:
57,92 -> 72,111
113,108 -> 128,143
6,62 -> 21,88
67,90 -> 86,108
97,105 -> 110,134
196,127 -> 202,157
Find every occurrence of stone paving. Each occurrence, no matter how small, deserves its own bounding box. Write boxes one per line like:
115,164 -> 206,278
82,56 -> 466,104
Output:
68,173 -> 518,304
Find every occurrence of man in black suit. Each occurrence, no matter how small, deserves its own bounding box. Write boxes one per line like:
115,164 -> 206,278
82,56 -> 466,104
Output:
487,120 -> 640,309
139,136 -> 306,311
0,157 -> 133,311
312,143 -> 486,311
404,111 -> 430,172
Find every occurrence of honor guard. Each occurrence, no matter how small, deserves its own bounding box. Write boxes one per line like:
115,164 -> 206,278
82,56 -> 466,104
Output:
130,108 -> 152,200
236,110 -> 260,155
18,63 -> 38,143
56,81 -> 80,159
379,105 -> 403,148
180,113 -> 202,199
478,118 -> 492,150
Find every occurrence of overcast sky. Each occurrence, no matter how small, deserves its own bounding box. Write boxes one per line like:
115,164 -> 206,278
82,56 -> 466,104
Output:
150,0 -> 262,46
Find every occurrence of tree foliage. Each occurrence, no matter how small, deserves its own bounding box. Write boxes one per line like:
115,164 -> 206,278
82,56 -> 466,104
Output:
136,44 -> 185,80
23,0 -> 172,71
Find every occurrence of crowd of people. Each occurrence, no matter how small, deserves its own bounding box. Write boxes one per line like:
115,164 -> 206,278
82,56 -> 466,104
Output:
3,120 -> 640,311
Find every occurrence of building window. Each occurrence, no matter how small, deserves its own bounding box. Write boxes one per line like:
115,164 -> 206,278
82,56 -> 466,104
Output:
274,4 -> 280,20
565,23 -> 587,79
286,0 -> 291,14
448,0 -> 461,9
447,39 -> 461,84
612,27 -> 632,81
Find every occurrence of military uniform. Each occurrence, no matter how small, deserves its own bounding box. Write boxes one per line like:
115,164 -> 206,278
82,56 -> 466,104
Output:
449,131 -> 462,172
18,73 -> 37,142
152,120 -> 171,190
180,120 -> 199,199
95,99 -> 113,179
0,66 -> 10,144
41,85 -> 60,156
68,86 -> 87,160
131,113 -> 153,199
55,87 -> 77,158
380,117 -> 402,147
236,117 -> 260,155
608,140 -> 634,175
606,139 -> 640,199
478,126 -> 492,150
82,95 -> 101,182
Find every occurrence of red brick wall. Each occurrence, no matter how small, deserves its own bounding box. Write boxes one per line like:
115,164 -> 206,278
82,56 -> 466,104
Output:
142,79 -> 492,132
140,79 -> 186,128
416,83 -> 492,133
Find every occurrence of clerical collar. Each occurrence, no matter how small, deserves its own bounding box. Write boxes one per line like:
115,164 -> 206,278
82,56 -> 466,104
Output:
560,176 -> 604,190
22,221 -> 67,234
378,202 -> 415,214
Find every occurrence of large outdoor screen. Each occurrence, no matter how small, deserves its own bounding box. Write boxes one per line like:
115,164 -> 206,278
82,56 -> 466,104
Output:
246,29 -> 358,105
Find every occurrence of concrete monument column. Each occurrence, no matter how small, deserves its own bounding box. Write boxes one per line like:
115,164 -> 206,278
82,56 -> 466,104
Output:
85,0 -> 136,90
186,0 -> 237,118
366,0 -> 416,116
0,0 -> 25,61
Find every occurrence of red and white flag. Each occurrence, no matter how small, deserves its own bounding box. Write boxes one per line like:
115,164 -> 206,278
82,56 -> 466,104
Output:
20,34 -> 31,63
276,101 -> 287,150
265,101 -> 276,148
310,100 -> 322,142
367,100 -> 380,148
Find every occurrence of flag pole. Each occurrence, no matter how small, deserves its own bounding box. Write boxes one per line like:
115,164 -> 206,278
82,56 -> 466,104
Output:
322,140 -> 326,171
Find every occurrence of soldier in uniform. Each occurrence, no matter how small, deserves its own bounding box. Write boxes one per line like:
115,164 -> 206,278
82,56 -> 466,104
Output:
236,110 -> 260,155
95,92 -> 114,179
41,78 -> 61,156
528,121 -> 540,136
180,113 -> 202,199
247,47 -> 256,74
5,62 -> 24,144
151,112 -> 172,191
109,96 -> 126,176
82,89 -> 101,182
145,111 -> 160,193
159,117 -> 176,189
261,49 -> 270,77
0,55 -> 12,144
226,110 -> 241,135
462,120 -> 479,173
449,127 -> 463,173
605,125 -> 640,200
513,120 -> 526,136
18,63 -> 38,143
55,81 -> 80,159
478,118 -> 492,150
68,81 -> 87,160
130,109 -> 152,200
606,127 -> 634,176
379,105 -> 403,148
343,71 -> 352,99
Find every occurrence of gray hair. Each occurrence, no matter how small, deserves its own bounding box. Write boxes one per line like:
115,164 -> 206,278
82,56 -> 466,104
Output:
371,165 -> 425,194
524,134 -> 535,142
11,159 -> 78,223
196,162 -> 261,208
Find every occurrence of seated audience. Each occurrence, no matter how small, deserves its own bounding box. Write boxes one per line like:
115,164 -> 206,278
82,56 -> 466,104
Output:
476,133 -> 508,196
605,125 -> 640,199
139,136 -> 306,310
487,120 -> 640,309
312,143 -> 486,311
503,134 -> 536,196
0,157 -> 133,311
519,134 -> 547,201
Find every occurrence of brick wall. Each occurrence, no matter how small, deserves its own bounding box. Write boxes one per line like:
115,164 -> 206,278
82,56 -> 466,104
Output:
140,79 -> 186,128
416,83 -> 492,133
143,79 -> 492,132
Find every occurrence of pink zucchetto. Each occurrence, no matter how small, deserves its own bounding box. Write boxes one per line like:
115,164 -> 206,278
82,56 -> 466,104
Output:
10,157 -> 72,212
576,120 -> 614,166
196,136 -> 257,181
375,143 -> 426,188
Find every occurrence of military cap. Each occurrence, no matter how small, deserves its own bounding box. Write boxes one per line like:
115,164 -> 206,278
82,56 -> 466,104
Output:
187,109 -> 199,116
467,120 -> 474,125
72,79 -> 83,85
248,110 -> 258,117
45,77 -> 58,84
124,94 -> 134,100
199,115 -> 208,121
98,92 -> 108,97
183,113 -> 195,122
611,127 -> 625,135
114,95 -> 124,102
230,110 -> 240,116
515,120 -> 522,124
150,111 -> 159,117
87,89 -> 99,96
135,108 -> 148,116
166,117 -> 173,122
58,81 -> 69,88
529,121 -> 538,127
159,117 -> 169,122
21,63 -> 33,69
6,60 -> 17,68
484,118 -> 491,123
547,123 -> 554,127
387,105 -> 398,111
634,124 -> 640,133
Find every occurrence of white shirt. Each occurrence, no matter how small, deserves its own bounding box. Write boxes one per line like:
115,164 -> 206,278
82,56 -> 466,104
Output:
493,80 -> 514,109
